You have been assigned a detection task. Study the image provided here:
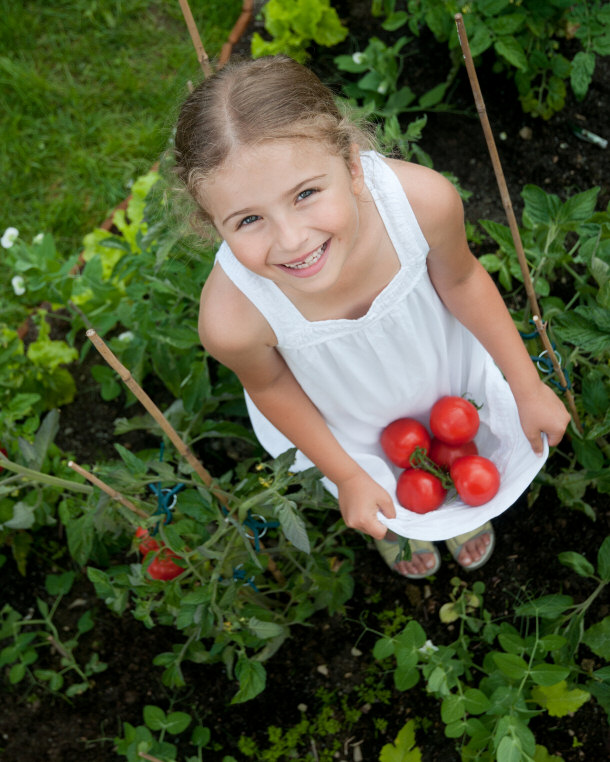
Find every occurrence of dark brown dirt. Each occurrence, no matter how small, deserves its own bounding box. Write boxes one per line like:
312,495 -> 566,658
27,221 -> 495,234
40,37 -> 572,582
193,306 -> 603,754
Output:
2,6 -> 610,762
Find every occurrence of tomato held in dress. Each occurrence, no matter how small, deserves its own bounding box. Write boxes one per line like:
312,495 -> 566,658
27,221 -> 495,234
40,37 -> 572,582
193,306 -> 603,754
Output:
380,418 -> 431,469
396,468 -> 447,513
450,455 -> 500,506
429,396 -> 480,445
428,437 -> 478,470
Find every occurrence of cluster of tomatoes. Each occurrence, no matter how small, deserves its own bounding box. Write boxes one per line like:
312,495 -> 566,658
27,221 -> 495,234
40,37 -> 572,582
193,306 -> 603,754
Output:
380,396 -> 500,514
134,526 -> 184,580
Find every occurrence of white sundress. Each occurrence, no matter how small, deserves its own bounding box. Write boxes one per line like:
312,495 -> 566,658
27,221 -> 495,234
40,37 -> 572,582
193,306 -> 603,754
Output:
215,151 -> 548,541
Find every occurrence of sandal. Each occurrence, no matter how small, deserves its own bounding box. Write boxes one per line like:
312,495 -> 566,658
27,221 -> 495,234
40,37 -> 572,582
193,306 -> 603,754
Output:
446,522 -> 495,571
375,536 -> 441,580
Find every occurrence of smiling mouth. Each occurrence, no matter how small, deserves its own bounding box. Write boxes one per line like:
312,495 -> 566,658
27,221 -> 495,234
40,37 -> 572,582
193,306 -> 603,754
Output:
281,241 -> 328,270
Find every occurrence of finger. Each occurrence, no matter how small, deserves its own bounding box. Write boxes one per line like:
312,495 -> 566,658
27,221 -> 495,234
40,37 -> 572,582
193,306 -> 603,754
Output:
378,496 -> 396,520
528,433 -> 544,456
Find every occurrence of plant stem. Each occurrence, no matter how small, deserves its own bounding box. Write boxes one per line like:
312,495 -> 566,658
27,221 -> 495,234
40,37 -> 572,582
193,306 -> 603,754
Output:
0,454 -> 93,494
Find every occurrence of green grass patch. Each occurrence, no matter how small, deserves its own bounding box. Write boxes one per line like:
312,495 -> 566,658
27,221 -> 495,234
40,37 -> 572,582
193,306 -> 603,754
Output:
0,0 -> 242,255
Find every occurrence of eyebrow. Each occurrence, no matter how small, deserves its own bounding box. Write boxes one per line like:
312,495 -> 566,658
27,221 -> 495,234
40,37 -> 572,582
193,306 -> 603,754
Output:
221,173 -> 327,226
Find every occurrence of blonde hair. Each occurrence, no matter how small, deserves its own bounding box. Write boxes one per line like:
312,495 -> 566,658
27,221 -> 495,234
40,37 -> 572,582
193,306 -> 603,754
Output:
173,55 -> 375,227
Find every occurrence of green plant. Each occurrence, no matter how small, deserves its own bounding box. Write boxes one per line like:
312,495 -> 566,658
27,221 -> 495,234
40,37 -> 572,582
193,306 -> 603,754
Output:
0,570 -> 106,697
251,0 -> 348,63
61,446 -> 353,704
403,0 -> 610,119
478,183 -> 610,515
114,704 -> 230,762
370,536 -> 610,760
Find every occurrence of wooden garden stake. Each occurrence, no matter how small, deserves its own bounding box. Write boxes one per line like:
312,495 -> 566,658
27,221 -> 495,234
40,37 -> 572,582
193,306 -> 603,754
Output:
178,0 -> 212,77
86,329 -> 215,486
454,13 -> 583,434
218,0 -> 254,68
67,460 -> 149,518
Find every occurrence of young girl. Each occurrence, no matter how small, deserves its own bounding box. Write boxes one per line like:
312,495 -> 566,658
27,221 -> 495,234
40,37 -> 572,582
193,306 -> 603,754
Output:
173,55 -> 570,578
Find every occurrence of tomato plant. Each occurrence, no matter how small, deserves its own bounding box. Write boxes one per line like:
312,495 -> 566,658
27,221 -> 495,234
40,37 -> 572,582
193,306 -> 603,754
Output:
396,468 -> 446,513
428,438 -> 478,470
429,396 -> 479,446
147,549 -> 184,581
450,455 -> 500,507
380,418 -> 431,468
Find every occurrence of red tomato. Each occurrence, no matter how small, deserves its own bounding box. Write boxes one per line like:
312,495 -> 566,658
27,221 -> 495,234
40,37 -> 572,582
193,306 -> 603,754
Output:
396,469 -> 447,513
135,527 -> 160,558
429,396 -> 479,445
429,438 -> 478,470
147,549 -> 184,581
450,455 -> 500,507
0,446 -> 7,473
381,418 -> 431,468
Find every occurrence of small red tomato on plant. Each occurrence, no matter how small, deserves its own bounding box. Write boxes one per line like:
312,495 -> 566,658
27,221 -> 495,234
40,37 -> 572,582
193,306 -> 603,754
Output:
147,549 -> 184,581
0,446 -> 8,473
428,438 -> 478,470
396,468 -> 447,513
134,526 -> 160,558
450,455 -> 500,507
381,418 -> 431,468
429,396 -> 480,446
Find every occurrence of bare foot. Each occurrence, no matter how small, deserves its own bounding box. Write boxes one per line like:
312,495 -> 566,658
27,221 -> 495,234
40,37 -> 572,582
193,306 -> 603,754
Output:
455,531 -> 491,567
385,530 -> 439,577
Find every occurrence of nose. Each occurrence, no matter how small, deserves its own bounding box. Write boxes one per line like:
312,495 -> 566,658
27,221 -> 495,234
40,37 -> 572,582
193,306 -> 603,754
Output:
272,213 -> 308,255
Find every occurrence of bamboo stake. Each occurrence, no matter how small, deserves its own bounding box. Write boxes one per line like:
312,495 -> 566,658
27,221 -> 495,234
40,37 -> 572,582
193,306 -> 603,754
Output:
67,460 -> 149,518
86,329 -> 214,486
178,0 -> 213,77
454,13 -> 583,434
218,0 -> 254,68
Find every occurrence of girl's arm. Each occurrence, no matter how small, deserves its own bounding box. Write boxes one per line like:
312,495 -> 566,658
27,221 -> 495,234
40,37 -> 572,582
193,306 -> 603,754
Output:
199,266 -> 395,540
392,159 -> 570,453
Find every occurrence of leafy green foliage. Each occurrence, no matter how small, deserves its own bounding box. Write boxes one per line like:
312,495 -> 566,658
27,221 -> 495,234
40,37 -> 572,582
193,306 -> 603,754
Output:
251,0 -> 348,63
403,0 -> 610,119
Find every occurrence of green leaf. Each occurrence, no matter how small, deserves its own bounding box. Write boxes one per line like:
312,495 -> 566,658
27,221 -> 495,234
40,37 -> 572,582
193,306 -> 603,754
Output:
571,51 -> 595,100
1,502 -> 36,530
494,36 -> 528,71
582,616 -> 610,660
143,705 -> 166,731
515,594 -> 573,620
492,652 -> 528,680
597,536 -> 610,581
275,500 -> 310,553
557,551 -> 595,578
247,617 -> 286,640
231,658 -> 266,704
531,680 -> 590,716
379,719 -> 422,762
113,443 -> 147,475
165,711 -> 192,735
530,663 -> 570,687
45,571 -> 76,596
463,688 -> 491,715
373,636 -> 395,660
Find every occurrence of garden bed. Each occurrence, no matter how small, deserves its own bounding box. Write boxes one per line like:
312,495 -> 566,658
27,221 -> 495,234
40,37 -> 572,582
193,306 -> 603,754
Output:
2,3 -> 610,761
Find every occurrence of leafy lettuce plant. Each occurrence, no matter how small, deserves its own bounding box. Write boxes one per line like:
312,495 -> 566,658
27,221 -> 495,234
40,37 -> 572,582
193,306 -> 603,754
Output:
251,0 -> 348,63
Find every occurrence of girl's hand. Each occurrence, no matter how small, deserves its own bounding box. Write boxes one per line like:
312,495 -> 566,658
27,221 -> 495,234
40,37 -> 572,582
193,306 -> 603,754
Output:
515,381 -> 571,455
336,470 -> 396,540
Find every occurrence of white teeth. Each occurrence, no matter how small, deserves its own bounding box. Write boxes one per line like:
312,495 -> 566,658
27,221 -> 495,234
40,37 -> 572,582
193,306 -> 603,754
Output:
283,242 -> 326,270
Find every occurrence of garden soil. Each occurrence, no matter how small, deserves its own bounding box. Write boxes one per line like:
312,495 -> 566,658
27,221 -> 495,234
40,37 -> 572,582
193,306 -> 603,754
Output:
2,6 -> 610,762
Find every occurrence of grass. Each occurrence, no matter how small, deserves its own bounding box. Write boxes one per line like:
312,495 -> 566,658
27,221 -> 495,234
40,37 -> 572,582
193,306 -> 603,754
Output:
0,0 -> 243,256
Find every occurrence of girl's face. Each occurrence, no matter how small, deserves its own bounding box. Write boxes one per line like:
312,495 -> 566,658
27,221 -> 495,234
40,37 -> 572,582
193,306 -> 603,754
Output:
202,139 -> 365,296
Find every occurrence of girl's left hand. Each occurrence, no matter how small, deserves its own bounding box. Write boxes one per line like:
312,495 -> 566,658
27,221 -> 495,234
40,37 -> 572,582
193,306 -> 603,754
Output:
515,381 -> 571,455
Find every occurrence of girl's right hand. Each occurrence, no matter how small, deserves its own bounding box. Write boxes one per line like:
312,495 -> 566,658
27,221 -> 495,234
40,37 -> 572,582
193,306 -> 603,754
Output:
336,470 -> 396,540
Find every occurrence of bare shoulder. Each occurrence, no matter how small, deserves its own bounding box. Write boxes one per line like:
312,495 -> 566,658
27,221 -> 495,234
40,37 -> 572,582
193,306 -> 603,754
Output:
382,156 -> 464,247
198,263 -> 277,367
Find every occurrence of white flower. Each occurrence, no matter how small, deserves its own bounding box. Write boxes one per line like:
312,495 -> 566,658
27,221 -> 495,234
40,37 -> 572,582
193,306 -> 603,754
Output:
418,639 -> 439,656
33,233 -> 44,244
118,331 -> 135,343
377,82 -> 389,95
11,275 -> 26,296
1,227 -> 19,248
352,52 -> 365,64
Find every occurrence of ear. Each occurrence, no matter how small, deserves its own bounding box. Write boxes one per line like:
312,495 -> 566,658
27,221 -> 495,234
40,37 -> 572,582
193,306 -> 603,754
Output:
348,143 -> 365,195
